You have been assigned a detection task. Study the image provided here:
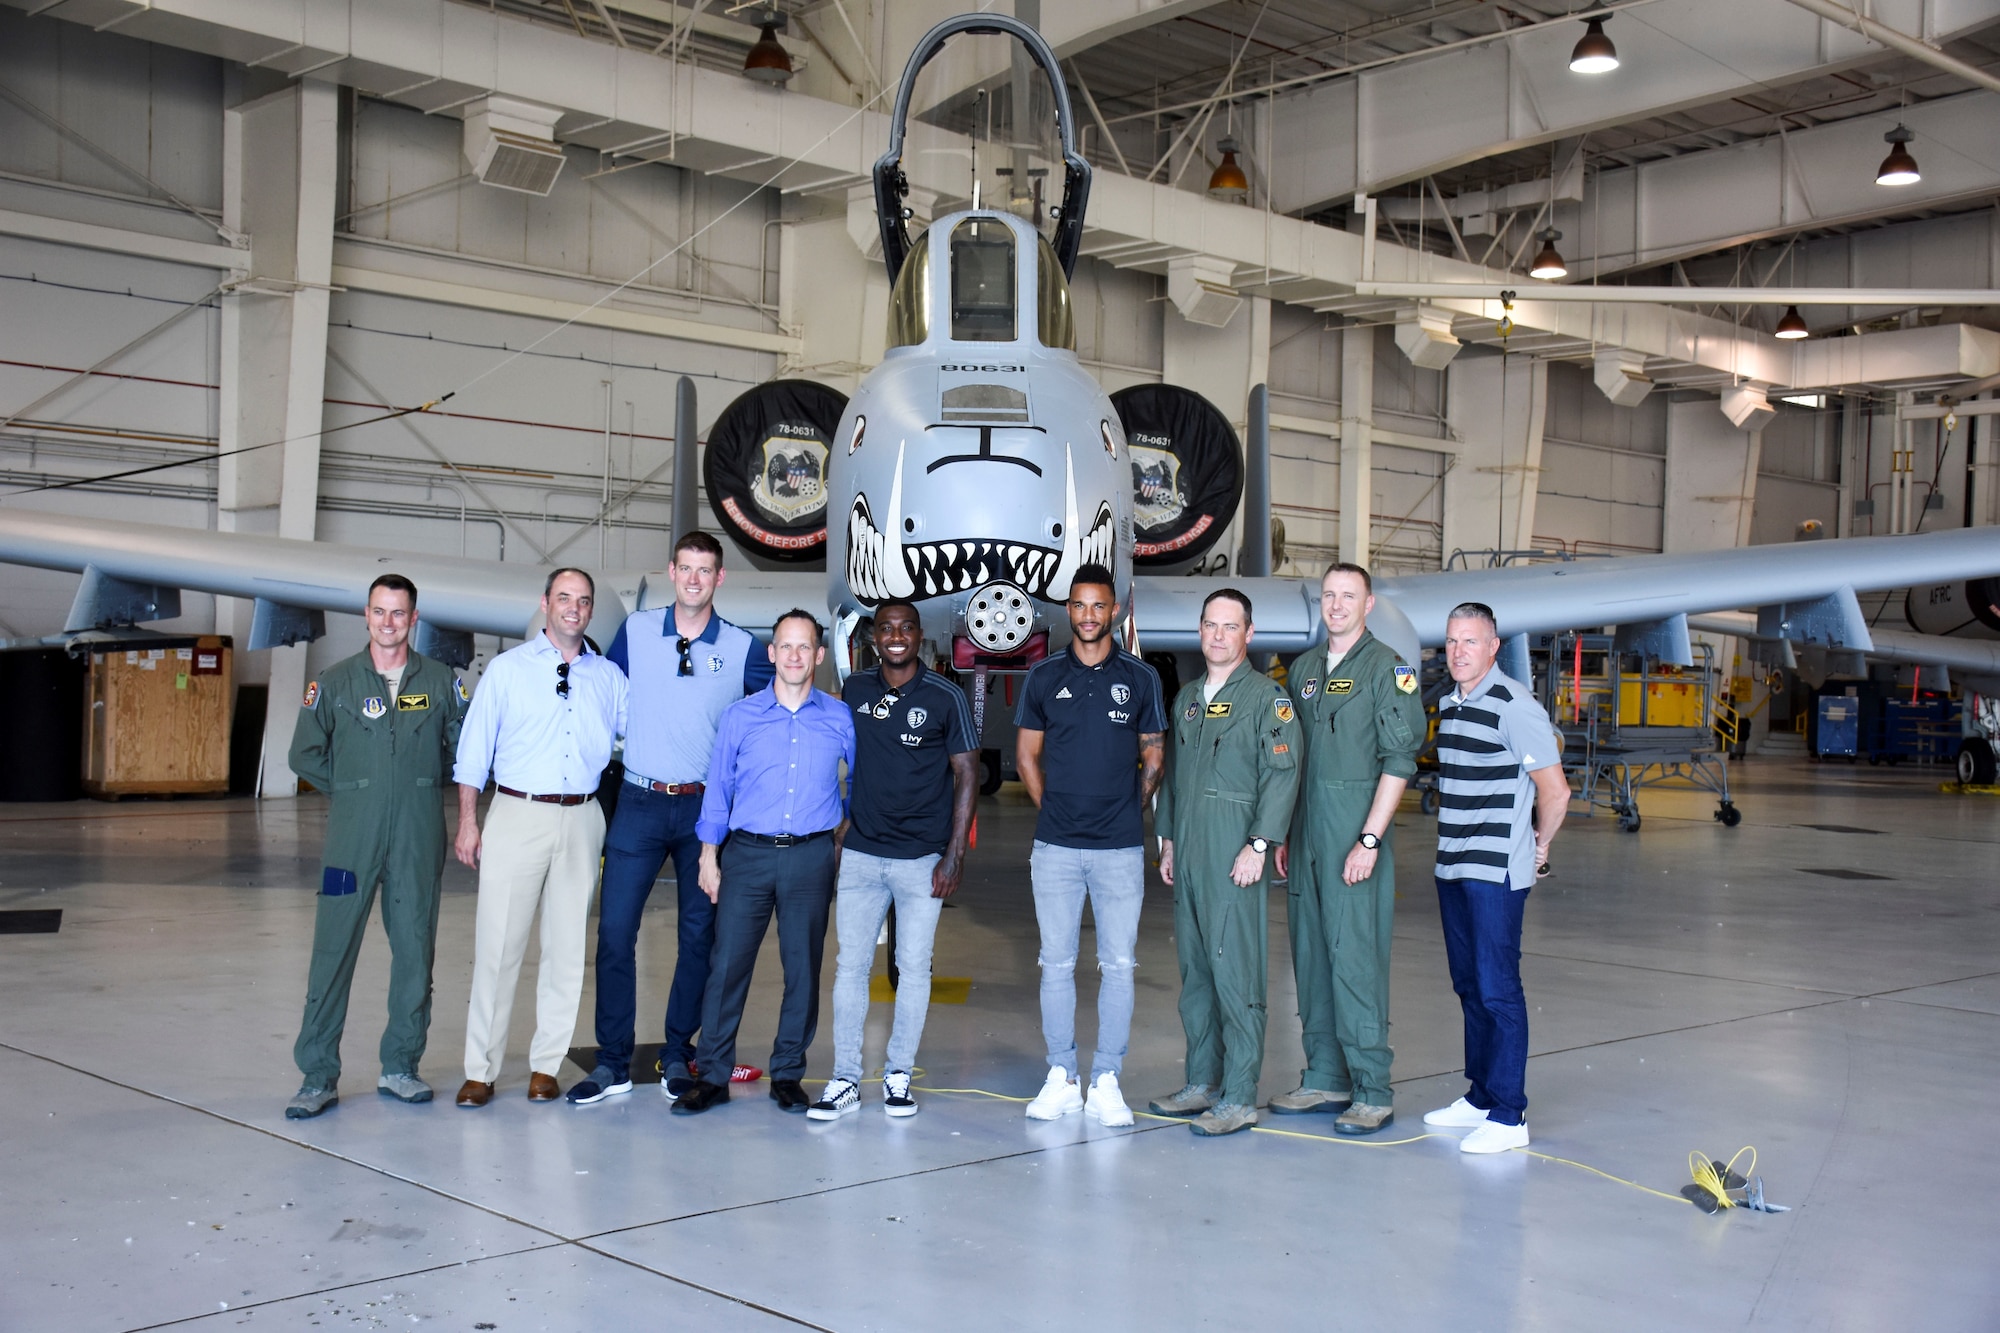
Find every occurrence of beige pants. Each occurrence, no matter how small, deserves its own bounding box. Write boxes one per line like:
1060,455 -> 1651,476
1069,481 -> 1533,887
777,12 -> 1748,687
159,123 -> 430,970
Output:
462,793 -> 606,1083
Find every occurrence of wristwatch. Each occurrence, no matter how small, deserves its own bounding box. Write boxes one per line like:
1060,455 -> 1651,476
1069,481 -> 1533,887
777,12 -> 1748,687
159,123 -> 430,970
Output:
1248,837 -> 1270,855
1358,832 -> 1381,850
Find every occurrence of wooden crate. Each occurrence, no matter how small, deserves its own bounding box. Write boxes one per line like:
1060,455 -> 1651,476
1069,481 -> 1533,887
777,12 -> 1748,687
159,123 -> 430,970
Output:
83,637 -> 233,797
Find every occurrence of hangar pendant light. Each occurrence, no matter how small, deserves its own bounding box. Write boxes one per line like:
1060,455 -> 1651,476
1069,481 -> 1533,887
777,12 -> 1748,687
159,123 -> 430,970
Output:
1775,305 -> 1810,339
1569,18 -> 1619,74
1529,228 -> 1568,280
1208,137 -> 1250,201
1876,125 -> 1921,186
743,13 -> 794,86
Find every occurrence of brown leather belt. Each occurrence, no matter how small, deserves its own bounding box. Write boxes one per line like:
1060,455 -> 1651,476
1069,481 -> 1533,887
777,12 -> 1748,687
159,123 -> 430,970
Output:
496,785 -> 595,806
624,770 -> 704,796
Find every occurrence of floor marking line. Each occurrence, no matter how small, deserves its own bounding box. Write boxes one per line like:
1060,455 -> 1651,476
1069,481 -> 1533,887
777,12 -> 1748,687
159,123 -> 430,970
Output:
0,1039 -> 837,1333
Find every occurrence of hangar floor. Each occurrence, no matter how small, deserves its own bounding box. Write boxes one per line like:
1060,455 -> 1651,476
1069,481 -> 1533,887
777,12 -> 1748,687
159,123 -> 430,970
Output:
2,761 -> 1996,1332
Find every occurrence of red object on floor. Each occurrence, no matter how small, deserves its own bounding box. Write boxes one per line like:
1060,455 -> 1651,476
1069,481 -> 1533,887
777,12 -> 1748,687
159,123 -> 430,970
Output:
690,1060 -> 765,1083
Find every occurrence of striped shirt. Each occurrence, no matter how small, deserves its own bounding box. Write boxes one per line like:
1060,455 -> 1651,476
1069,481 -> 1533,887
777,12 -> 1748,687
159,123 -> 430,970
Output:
1434,667 -> 1560,890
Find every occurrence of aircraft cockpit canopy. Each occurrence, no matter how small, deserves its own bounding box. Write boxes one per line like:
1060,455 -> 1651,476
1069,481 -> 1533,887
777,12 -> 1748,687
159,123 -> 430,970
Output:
888,217 -> 1075,352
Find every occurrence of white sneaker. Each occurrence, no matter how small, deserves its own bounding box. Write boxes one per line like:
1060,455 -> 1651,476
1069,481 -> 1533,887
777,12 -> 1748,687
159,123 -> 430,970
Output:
1084,1072 -> 1134,1127
1024,1066 -> 1084,1120
1459,1120 -> 1530,1154
1423,1096 -> 1491,1128
882,1071 -> 918,1118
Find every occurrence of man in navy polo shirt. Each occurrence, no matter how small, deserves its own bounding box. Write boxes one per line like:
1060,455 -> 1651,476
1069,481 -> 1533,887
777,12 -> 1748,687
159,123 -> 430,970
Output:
568,531 -> 774,1106
808,599 -> 978,1121
1014,562 -> 1167,1127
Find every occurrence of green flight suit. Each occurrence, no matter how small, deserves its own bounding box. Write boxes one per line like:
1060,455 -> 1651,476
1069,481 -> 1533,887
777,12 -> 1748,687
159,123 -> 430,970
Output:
1284,631 -> 1426,1107
287,649 -> 468,1085
1155,661 -> 1301,1106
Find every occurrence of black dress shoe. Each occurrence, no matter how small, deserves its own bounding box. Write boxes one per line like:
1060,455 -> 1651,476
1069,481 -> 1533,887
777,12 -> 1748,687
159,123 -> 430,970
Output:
769,1078 -> 810,1112
671,1080 -> 730,1115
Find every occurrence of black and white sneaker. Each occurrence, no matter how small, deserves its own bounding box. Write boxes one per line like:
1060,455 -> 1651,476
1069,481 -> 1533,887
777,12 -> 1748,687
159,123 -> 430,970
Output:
883,1071 -> 918,1118
807,1077 -> 860,1120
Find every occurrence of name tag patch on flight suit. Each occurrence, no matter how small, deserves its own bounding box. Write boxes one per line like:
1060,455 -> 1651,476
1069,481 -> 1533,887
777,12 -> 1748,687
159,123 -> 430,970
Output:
321,867 -> 357,896
362,697 -> 387,719
1205,702 -> 1232,718
1326,680 -> 1354,694
302,681 -> 320,709
1394,665 -> 1418,694
1299,678 -> 1319,699
397,694 -> 430,711
1274,699 -> 1294,724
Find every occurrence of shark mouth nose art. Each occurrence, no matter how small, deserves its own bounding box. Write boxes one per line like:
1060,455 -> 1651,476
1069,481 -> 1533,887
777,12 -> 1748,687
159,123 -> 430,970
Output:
846,441 -> 1119,606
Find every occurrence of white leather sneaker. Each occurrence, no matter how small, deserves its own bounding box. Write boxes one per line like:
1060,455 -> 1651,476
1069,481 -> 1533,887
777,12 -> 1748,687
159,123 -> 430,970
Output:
1459,1120 -> 1530,1154
1024,1066 -> 1084,1120
1084,1071 -> 1134,1127
1423,1096 -> 1491,1128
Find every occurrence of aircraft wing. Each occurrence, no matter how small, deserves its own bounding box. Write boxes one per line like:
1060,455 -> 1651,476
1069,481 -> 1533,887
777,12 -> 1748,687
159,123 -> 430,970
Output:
1691,611 -> 2000,692
0,507 -> 569,640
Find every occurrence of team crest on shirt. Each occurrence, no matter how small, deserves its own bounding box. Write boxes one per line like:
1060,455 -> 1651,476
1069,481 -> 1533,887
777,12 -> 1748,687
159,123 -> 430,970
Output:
707,654 -> 726,674
1394,665 -> 1418,694
302,681 -> 319,709
362,697 -> 387,719
1111,683 -> 1131,706
1299,678 -> 1318,700
907,706 -> 927,729
1273,698 -> 1294,724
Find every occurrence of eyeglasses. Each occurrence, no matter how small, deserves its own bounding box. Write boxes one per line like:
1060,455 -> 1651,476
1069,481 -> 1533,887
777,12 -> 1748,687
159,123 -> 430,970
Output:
869,688 -> 902,720
676,636 -> 694,677
556,660 -> 571,699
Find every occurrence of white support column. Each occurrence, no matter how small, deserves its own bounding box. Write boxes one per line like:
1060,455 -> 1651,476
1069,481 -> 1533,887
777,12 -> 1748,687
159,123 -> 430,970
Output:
1663,399 -> 1763,554
1442,353 -> 1548,563
218,80 -> 338,798
1973,413 -> 1998,528
1163,295 -> 1271,572
1338,323 -> 1374,566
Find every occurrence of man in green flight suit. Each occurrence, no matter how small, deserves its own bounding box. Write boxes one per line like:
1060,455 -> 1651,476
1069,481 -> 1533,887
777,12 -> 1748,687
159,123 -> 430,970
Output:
283,574 -> 469,1119
1271,562 -> 1427,1135
1150,588 -> 1302,1137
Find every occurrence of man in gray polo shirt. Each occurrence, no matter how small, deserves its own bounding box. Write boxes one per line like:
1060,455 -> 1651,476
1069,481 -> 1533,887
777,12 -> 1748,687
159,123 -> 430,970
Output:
569,531 -> 774,1105
1421,601 -> 1569,1154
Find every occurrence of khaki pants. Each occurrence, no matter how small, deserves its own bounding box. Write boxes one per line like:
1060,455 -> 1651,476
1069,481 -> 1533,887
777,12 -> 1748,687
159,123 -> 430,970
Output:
462,794 -> 606,1083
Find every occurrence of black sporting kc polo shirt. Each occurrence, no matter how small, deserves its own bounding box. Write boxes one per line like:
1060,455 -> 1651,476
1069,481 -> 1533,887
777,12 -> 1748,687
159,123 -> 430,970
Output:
841,663 -> 979,860
1014,646 -> 1167,850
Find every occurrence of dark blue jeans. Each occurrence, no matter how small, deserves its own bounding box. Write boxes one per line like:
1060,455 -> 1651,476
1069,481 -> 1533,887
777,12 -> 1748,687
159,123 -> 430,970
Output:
1435,875 -> 1530,1126
694,834 -> 836,1085
593,786 -> 707,1080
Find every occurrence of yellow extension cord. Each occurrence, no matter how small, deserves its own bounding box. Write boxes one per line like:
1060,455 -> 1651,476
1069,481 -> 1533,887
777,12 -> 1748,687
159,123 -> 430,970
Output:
826,1074 -> 1701,1209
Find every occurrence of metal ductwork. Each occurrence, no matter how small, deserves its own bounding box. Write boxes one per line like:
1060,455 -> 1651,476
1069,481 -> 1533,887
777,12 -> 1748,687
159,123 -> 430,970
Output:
1394,306 -> 1462,371
1720,383 -> 1775,429
1167,255 -> 1242,328
464,96 -> 567,197
1593,348 -> 1654,408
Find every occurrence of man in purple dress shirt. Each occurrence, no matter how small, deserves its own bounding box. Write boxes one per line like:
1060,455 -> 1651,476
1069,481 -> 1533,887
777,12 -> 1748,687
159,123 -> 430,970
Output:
672,609 -> 856,1116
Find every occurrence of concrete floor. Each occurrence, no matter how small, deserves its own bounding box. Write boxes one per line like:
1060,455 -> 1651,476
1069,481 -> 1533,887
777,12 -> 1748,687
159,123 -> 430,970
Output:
2,760 -> 1997,1331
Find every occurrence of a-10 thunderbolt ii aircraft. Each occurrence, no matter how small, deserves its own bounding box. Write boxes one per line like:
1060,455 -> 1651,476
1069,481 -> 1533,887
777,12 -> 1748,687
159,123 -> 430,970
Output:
2,12 -> 1999,784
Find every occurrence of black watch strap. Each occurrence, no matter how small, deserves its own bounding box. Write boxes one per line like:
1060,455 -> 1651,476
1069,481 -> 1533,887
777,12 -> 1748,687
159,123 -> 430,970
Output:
1359,832 -> 1381,850
1249,837 -> 1270,854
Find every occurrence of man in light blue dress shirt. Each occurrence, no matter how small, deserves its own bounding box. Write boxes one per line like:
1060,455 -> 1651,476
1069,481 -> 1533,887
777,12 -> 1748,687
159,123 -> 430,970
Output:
451,568 -> 628,1107
672,609 -> 855,1116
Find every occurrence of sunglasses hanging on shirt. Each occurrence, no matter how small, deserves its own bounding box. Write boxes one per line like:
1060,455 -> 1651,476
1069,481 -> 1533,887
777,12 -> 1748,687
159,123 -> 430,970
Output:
556,660 -> 572,699
870,688 -> 902,719
677,636 -> 694,677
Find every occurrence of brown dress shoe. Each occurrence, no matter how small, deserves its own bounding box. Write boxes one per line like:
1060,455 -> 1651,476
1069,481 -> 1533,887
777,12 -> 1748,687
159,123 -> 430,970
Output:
455,1080 -> 494,1108
527,1072 -> 561,1102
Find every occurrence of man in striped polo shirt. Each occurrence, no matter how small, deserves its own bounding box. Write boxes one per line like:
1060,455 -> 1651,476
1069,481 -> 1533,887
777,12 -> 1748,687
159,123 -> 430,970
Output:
1422,602 -> 1570,1154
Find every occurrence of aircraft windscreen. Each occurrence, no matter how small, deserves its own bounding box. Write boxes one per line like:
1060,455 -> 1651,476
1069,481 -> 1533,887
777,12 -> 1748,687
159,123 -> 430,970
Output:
950,219 -> 1016,342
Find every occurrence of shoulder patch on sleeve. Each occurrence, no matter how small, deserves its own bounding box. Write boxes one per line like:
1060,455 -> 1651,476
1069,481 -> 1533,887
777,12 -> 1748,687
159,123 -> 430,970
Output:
1394,665 -> 1418,694
1273,697 -> 1294,724
455,676 -> 470,703
302,681 -> 319,709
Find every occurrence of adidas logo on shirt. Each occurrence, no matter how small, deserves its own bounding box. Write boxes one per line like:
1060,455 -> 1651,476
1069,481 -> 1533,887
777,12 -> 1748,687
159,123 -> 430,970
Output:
1055,687 -> 1073,699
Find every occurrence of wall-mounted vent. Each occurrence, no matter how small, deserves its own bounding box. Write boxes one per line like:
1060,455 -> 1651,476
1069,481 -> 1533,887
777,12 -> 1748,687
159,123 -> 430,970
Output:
464,96 -> 566,197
